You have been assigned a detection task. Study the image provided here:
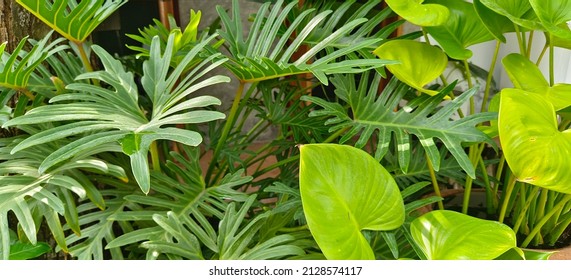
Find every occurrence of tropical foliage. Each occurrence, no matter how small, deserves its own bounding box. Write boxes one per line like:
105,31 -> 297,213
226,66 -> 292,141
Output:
2,0 -> 570,260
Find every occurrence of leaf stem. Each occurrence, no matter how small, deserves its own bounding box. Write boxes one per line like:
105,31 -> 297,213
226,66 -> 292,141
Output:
499,175 -> 517,223
425,152 -> 444,210
549,35 -> 555,86
480,40 -> 501,113
150,141 -> 161,172
462,59 -> 474,115
521,194 -> 571,247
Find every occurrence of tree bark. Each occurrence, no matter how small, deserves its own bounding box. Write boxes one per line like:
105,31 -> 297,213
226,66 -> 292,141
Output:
0,0 -> 51,52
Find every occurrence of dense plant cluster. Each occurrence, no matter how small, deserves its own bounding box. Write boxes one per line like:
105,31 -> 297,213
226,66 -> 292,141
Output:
1,0 -> 571,260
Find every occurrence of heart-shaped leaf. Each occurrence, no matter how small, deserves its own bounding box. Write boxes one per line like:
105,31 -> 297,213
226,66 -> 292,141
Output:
411,210 -> 517,260
499,89 -> 571,192
479,0 -> 545,31
529,0 -> 571,40
385,0 -> 449,26
299,144 -> 405,260
502,53 -> 571,111
373,40 -> 448,95
424,0 -> 495,60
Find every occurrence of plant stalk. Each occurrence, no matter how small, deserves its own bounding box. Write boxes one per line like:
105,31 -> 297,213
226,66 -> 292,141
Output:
480,41 -> 501,113
425,153 -> 444,210
499,175 -> 518,223
150,141 -> 161,172
521,194 -> 571,247
206,81 -> 246,182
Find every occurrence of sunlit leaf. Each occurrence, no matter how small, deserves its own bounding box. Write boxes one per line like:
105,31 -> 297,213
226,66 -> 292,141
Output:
300,144 -> 404,260
385,0 -> 449,26
502,53 -> 571,111
529,0 -> 571,40
373,40 -> 447,95
424,0 -> 495,60
16,0 -> 127,42
411,210 -> 516,259
499,89 -> 571,192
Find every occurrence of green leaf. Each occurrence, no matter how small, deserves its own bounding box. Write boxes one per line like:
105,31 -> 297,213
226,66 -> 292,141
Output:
496,247 -> 553,260
9,241 -> 51,260
424,0 -> 495,60
16,0 -> 127,42
373,40 -> 448,95
473,0 -> 516,43
299,144 -> 405,260
385,0 -> 450,26
410,210 -> 516,260
217,0 -> 393,84
529,0 -> 571,40
130,150 -> 150,195
499,89 -> 571,193
303,74 -> 496,177
479,0 -> 544,30
502,53 -> 571,111
0,32 -> 65,90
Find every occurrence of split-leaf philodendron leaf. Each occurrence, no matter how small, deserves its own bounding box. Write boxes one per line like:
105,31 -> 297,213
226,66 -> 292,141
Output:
373,40 -> 447,96
411,210 -> 517,260
299,144 -> 404,260
499,89 -> 571,193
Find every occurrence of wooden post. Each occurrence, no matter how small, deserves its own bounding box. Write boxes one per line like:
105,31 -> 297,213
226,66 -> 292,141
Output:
0,0 -> 51,52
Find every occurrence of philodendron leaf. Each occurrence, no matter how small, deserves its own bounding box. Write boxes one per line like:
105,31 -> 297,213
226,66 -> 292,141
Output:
424,0 -> 495,60
410,210 -> 516,260
503,53 -> 571,111
473,0 -> 516,42
529,0 -> 571,40
479,0 -> 544,31
299,144 -> 405,260
9,241 -> 51,260
496,248 -> 553,260
499,89 -> 571,192
373,40 -> 447,96
385,0 -> 449,26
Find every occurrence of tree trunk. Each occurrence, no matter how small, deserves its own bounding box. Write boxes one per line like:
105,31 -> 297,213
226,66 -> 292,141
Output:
0,0 -> 51,52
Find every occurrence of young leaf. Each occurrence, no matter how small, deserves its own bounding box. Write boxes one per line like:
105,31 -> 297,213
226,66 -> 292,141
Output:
299,144 -> 405,260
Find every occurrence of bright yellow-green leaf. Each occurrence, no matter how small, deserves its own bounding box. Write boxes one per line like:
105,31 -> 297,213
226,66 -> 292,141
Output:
503,53 -> 571,111
385,0 -> 450,26
411,210 -> 517,260
424,0 -> 495,60
374,40 -> 447,95
529,0 -> 571,40
499,89 -> 571,192
479,0 -> 545,31
299,144 -> 404,260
